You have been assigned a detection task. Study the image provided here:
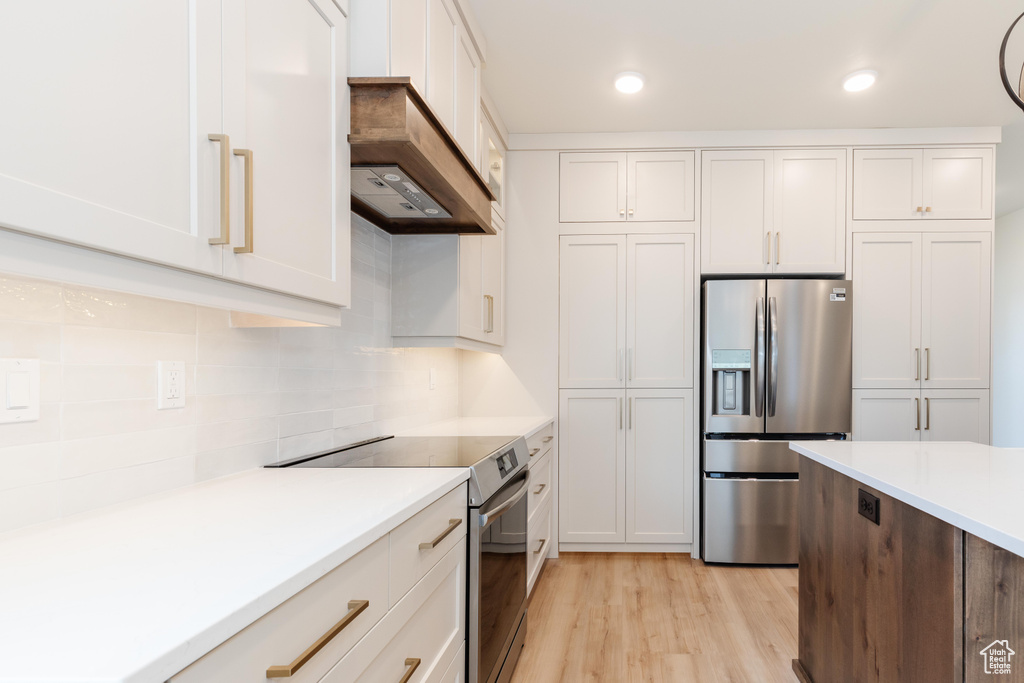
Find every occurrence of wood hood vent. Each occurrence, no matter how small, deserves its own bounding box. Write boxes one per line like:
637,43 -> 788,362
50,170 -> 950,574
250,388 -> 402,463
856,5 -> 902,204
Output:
349,77 -> 496,235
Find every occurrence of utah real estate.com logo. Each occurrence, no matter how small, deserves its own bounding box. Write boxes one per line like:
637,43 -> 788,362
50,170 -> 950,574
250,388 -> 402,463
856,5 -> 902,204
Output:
980,639 -> 1015,675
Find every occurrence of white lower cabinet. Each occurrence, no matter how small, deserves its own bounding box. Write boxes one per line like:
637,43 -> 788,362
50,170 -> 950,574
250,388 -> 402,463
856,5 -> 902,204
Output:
853,389 -> 990,443
170,483 -> 467,683
527,494 -> 553,595
322,538 -> 466,683
559,389 -> 693,547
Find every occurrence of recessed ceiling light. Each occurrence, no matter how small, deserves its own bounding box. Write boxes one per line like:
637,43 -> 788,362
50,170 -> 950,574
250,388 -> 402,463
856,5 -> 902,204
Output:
615,72 -> 645,94
843,70 -> 878,92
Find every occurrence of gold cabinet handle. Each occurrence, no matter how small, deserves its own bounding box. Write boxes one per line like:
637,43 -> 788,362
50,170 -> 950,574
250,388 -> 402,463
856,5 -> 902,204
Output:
266,599 -> 369,678
533,483 -> 546,495
925,206 -> 933,213
775,232 -> 781,265
484,294 -> 494,333
915,348 -> 920,381
419,518 -> 462,550
208,134 -> 230,245
925,397 -> 931,430
530,447 -> 540,457
916,206 -> 924,214
542,435 -> 553,443
925,347 -> 930,380
619,209 -> 626,217
233,148 -> 254,254
534,539 -> 547,554
628,208 -> 634,216
399,658 -> 421,683
915,397 -> 920,431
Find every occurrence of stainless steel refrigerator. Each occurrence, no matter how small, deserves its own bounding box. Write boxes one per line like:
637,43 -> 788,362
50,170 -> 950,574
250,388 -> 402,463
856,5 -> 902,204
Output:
701,279 -> 852,564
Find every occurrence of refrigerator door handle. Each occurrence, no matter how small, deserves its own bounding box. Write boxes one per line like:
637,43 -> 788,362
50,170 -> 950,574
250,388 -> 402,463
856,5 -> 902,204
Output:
755,297 -> 765,418
768,296 -> 779,417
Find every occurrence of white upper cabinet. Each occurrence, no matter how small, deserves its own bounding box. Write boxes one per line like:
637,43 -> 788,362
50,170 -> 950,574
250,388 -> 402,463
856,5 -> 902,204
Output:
852,234 -> 922,388
0,1 -> 224,276
852,232 -> 990,390
920,233 -> 991,388
219,0 -> 350,306
772,149 -> 846,274
626,235 -> 694,388
559,235 -> 627,388
479,107 -> 507,220
626,389 -> 693,544
700,150 -> 774,274
392,0 -> 428,94
852,147 -> 993,221
559,152 -> 695,223
701,149 -> 845,275
454,22 -> 480,163
922,148 -> 994,220
427,0 -> 458,133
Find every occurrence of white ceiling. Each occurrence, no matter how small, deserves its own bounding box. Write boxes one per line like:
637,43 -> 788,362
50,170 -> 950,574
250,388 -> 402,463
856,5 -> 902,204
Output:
468,0 -> 1024,216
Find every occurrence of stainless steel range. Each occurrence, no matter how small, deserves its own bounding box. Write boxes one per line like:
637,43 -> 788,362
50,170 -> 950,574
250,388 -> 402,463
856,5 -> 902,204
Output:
268,434 -> 530,683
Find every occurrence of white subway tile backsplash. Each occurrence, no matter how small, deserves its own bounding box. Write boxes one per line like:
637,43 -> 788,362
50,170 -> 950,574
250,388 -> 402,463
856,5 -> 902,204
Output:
0,222 -> 460,534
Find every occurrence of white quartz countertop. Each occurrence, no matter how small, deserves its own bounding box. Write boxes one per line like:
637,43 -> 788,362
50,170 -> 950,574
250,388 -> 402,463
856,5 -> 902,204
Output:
0,466 -> 469,683
400,415 -> 553,438
791,441 -> 1024,557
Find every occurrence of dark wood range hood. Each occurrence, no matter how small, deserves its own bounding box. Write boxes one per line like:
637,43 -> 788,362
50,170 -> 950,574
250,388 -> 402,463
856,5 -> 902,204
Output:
349,77 -> 496,235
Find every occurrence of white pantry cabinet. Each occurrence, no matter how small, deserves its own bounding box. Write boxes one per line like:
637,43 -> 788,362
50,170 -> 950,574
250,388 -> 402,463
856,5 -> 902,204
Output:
559,151 -> 696,223
350,0 -> 482,163
558,389 -> 693,546
853,389 -> 989,444
852,147 -> 993,221
559,234 -> 695,389
852,233 -> 991,390
700,149 -> 845,274
0,0 -> 351,308
391,213 -> 505,350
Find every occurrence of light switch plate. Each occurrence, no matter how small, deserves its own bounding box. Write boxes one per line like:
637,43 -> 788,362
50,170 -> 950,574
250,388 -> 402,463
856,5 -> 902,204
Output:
157,361 -> 186,410
0,359 -> 40,424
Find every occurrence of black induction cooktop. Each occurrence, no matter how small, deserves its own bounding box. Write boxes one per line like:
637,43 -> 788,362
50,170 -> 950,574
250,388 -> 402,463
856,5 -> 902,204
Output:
267,434 -> 520,470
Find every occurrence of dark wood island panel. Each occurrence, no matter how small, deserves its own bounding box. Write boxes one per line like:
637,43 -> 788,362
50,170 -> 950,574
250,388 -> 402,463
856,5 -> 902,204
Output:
965,533 -> 1024,681
795,456 -> 963,683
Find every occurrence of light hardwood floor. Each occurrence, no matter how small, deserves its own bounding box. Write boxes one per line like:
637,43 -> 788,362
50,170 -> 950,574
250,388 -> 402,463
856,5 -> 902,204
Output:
511,553 -> 799,683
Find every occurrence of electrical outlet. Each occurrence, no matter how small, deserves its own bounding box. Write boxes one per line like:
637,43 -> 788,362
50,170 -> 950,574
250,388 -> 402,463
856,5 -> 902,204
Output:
0,358 -> 40,424
157,361 -> 186,410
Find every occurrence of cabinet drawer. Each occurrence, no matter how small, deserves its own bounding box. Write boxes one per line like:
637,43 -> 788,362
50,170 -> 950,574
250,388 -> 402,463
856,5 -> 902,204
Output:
527,496 -> 552,596
323,538 -> 467,683
390,483 -> 467,607
526,422 -> 554,461
528,451 -> 552,525
170,536 -> 388,683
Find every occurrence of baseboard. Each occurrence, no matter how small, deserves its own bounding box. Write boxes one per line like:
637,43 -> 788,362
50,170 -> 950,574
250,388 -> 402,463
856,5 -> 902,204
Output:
558,542 -> 692,554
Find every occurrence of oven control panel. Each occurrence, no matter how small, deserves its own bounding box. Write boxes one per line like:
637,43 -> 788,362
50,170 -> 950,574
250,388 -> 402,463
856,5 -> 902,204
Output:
495,449 -> 518,478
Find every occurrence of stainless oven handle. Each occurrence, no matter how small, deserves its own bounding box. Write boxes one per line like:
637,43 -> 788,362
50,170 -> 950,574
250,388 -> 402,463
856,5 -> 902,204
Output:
478,476 -> 530,529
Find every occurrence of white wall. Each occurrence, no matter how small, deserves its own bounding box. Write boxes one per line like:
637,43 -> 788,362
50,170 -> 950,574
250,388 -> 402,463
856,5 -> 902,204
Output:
994,206 -> 1024,447
459,151 -> 561,418
0,217 -> 459,533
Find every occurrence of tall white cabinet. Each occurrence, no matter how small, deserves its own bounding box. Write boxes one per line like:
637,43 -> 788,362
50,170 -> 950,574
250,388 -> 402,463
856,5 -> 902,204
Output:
852,232 -> 991,442
0,0 -> 351,308
558,234 -> 696,549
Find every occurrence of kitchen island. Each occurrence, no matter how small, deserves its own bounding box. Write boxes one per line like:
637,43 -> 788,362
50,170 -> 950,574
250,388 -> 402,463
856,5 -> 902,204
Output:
791,441 -> 1024,683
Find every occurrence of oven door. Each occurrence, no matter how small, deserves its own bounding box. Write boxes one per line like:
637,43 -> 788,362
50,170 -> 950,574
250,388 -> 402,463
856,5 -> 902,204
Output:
470,471 -> 529,683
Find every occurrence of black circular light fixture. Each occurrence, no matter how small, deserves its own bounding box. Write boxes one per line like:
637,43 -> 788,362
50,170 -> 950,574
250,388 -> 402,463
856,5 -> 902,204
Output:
999,10 -> 1024,113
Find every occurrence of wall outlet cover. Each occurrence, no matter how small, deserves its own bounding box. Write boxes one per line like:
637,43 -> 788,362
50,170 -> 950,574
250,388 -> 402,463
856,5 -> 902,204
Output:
0,359 -> 40,424
157,361 -> 186,410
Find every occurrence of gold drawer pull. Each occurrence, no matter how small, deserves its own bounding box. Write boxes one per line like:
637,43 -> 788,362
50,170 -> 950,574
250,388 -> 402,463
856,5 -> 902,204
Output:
419,518 -> 462,550
233,148 -> 254,254
266,599 -> 370,678
529,447 -> 540,457
207,134 -> 230,245
542,436 -> 553,443
534,539 -> 547,554
399,658 -> 421,683
533,483 -> 546,495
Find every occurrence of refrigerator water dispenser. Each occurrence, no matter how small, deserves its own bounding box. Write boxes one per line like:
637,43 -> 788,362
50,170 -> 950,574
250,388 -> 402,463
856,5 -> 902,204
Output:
711,349 -> 751,416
